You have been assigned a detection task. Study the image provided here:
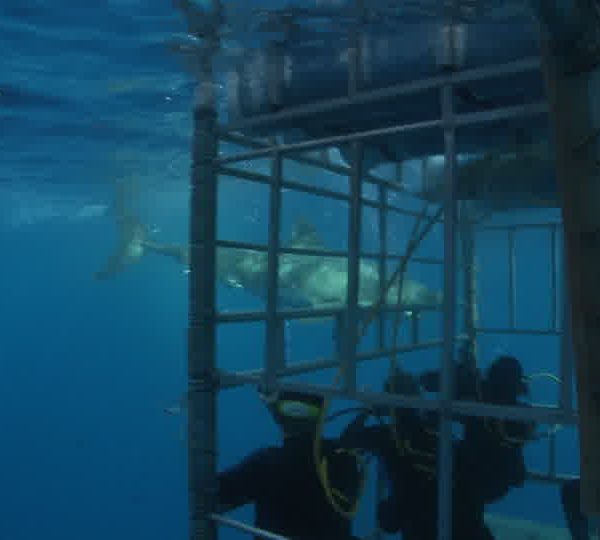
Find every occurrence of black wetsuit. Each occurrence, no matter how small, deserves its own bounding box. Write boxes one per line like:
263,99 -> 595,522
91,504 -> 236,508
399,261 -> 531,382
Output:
421,363 -> 533,507
456,413 -> 530,506
217,435 -> 360,540
341,410 -> 492,540
561,478 -> 590,540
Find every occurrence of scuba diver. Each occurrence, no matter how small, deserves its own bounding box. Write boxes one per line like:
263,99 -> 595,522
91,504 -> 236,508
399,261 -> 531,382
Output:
420,352 -> 536,508
216,389 -> 362,540
340,351 -> 536,540
560,478 -> 591,540
340,370 -> 493,540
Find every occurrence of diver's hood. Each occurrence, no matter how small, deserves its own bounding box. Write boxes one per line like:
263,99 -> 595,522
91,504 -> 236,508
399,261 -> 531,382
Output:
265,390 -> 325,436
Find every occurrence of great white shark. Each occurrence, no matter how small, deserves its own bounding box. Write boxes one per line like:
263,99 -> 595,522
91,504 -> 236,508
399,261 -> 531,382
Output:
95,186 -> 442,314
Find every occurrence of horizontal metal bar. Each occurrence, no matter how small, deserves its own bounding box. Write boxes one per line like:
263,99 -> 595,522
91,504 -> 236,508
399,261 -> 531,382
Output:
450,399 -> 577,425
221,132 -> 419,199
453,101 -> 548,128
220,164 -> 353,203
356,338 -> 459,362
219,165 -> 273,184
212,514 -> 289,540
217,118 -> 442,164
221,162 -> 438,221
219,238 -> 444,266
475,327 -> 562,336
362,197 -> 445,220
220,339 -> 449,389
527,470 -> 580,485
220,360 -> 341,388
217,376 -> 578,425
216,308 -> 340,323
217,101 -> 547,166
220,164 -> 436,223
217,238 -> 347,258
220,374 -> 444,411
216,239 -> 268,253
362,252 -> 444,265
216,303 -> 441,324
476,222 -> 562,232
223,57 -> 542,132
283,179 -> 351,203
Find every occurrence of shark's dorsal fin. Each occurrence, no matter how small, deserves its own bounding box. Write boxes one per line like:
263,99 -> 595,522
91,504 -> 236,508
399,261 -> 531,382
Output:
288,219 -> 323,250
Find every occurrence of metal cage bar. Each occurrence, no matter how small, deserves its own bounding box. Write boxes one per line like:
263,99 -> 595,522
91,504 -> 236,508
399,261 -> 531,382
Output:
264,150 -> 285,391
378,182 -> 388,350
217,102 -> 547,166
187,94 -> 220,540
507,228 -> 517,330
216,237 -> 443,265
342,141 -> 364,392
219,374 -> 578,425
218,163 -> 442,222
223,57 -> 542,133
436,79 -> 458,540
550,224 -> 559,333
460,205 -> 478,367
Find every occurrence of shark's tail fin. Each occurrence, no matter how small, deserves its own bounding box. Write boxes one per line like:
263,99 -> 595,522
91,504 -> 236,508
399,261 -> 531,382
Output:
94,178 -> 148,280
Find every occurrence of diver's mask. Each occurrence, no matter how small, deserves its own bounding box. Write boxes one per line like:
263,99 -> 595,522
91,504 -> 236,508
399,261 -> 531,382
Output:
261,389 -> 325,437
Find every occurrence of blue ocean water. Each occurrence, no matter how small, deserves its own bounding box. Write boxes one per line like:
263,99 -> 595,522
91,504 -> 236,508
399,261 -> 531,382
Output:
0,2 -> 579,540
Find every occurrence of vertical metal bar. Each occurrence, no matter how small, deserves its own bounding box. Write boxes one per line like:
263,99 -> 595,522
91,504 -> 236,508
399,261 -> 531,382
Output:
410,312 -> 421,345
460,204 -> 478,369
188,77 -> 219,540
378,184 -> 388,350
548,431 -> 557,478
560,228 -> 574,415
437,80 -> 458,540
347,0 -> 364,96
334,312 -> 345,374
264,151 -> 284,390
550,224 -> 558,333
343,141 -> 363,393
266,42 -> 283,110
507,228 -> 517,329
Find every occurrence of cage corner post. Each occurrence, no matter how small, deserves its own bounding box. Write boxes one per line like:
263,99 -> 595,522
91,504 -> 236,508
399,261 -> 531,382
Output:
187,68 -> 220,540
533,0 -> 600,516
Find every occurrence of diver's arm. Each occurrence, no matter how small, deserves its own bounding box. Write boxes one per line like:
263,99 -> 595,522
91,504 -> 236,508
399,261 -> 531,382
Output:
419,364 -> 480,400
216,448 -> 273,512
340,415 -> 388,455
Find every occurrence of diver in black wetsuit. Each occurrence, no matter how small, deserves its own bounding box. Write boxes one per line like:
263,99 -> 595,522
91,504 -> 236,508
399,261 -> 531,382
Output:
216,390 -> 362,540
421,354 -> 535,496
340,372 -> 437,540
341,353 -> 535,540
420,353 -> 536,513
341,371 -> 493,540
561,478 -> 591,540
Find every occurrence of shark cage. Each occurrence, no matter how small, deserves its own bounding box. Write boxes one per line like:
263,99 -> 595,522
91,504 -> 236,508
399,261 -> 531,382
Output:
172,1 -> 600,540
